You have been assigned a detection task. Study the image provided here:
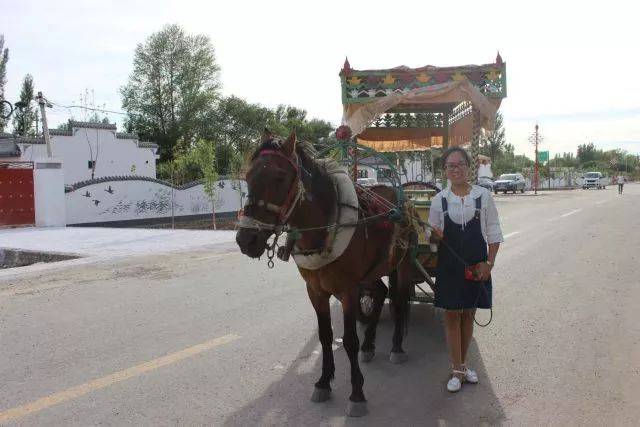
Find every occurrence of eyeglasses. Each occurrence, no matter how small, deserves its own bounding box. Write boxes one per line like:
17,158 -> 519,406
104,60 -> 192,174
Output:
444,162 -> 468,171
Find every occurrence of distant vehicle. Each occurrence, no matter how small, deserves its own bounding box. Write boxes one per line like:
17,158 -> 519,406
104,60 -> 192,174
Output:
356,177 -> 378,187
493,173 -> 526,194
582,172 -> 606,189
477,176 -> 495,192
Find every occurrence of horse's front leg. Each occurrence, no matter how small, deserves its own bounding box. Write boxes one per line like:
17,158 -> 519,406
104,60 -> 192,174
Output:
307,284 -> 334,403
342,286 -> 368,417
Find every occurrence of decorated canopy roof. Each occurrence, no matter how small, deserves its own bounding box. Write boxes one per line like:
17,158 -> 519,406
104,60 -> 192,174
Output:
339,55 -> 507,151
340,54 -> 506,106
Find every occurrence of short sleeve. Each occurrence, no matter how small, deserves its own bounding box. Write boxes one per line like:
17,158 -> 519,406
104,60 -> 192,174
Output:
483,191 -> 503,244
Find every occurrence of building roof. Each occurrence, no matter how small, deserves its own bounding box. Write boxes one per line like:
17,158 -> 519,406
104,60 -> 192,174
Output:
2,124 -> 157,150
138,141 -> 159,148
116,132 -> 138,140
49,129 -> 72,136
0,135 -> 45,144
0,139 -> 22,157
69,120 -> 117,131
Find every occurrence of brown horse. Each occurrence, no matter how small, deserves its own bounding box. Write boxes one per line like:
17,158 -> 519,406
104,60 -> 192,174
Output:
236,129 -> 416,417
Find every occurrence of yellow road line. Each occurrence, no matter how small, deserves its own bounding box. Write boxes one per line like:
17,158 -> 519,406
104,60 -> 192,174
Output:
0,334 -> 241,424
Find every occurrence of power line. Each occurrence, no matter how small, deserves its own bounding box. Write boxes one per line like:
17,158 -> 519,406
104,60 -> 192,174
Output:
48,100 -> 130,116
47,96 -> 143,118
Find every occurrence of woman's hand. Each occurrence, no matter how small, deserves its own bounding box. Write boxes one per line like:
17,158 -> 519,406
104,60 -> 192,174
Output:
476,262 -> 492,281
430,227 -> 443,242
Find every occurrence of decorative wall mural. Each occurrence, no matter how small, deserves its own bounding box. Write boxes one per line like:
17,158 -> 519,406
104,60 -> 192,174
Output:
65,175 -> 247,225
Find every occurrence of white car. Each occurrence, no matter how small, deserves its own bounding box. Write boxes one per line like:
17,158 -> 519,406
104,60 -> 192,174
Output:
582,172 -> 606,189
356,177 -> 378,187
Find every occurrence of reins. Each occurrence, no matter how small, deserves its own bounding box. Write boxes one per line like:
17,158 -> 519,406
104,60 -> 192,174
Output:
239,146 -> 492,326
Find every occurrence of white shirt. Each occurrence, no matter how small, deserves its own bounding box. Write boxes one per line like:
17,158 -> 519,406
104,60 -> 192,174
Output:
617,175 -> 625,184
428,185 -> 504,244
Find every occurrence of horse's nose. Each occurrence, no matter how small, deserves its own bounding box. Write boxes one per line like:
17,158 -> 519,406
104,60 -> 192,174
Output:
236,229 -> 256,254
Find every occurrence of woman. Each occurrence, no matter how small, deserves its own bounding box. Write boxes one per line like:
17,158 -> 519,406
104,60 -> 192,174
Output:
428,147 -> 503,393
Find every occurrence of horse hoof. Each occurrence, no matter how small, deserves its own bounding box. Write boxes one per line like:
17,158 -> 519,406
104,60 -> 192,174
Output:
360,351 -> 375,363
389,351 -> 408,364
310,387 -> 331,403
346,400 -> 368,417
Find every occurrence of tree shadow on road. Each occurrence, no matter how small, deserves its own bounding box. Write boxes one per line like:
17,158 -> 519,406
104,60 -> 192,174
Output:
223,302 -> 506,426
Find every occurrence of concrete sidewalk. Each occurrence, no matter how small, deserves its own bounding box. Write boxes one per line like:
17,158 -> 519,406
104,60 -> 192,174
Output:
0,227 -> 239,279
0,227 -> 238,257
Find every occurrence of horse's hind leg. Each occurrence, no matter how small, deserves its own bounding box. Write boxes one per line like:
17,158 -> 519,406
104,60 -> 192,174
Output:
389,269 -> 411,364
359,279 -> 388,362
342,287 -> 368,417
307,285 -> 334,403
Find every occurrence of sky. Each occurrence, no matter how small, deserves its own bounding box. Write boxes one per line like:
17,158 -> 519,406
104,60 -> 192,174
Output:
2,0 -> 640,158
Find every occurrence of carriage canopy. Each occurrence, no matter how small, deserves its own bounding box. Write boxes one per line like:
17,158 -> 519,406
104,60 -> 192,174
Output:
339,55 -> 507,154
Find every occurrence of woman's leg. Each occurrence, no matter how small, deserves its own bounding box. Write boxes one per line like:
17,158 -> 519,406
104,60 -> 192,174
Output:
444,310 -> 464,377
461,309 -> 475,364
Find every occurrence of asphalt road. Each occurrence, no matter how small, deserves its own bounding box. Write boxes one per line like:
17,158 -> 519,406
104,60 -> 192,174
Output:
0,185 -> 638,426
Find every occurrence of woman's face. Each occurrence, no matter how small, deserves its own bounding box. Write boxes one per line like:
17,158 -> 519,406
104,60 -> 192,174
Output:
444,151 -> 469,186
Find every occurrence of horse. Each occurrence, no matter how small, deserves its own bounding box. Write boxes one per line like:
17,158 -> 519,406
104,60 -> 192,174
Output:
235,129 -> 417,417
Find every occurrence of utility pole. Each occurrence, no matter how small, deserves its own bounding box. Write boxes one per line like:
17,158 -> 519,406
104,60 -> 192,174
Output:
529,124 -> 543,195
35,91 -> 53,158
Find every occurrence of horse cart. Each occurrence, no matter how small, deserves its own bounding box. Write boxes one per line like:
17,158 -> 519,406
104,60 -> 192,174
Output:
325,56 -> 508,315
236,56 -> 506,416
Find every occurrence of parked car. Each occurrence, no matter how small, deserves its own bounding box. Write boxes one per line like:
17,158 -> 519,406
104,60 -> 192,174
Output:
494,173 -> 526,194
477,176 -> 495,192
582,171 -> 606,189
356,177 -> 378,187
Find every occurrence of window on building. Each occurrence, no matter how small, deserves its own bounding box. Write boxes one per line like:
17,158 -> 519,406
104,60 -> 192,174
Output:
357,170 -> 369,178
88,160 -> 95,169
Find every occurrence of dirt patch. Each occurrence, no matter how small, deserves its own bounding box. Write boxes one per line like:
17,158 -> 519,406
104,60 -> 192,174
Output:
0,248 -> 80,269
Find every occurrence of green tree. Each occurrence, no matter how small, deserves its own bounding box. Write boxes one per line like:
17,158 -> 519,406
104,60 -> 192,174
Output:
121,24 -> 221,162
203,96 -> 272,173
266,105 -> 333,144
12,74 -> 36,136
480,112 -> 506,163
0,35 -> 9,132
577,142 -> 598,164
190,139 -> 219,228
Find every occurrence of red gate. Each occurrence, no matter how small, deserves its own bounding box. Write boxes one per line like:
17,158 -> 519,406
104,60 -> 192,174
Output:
0,162 -> 35,227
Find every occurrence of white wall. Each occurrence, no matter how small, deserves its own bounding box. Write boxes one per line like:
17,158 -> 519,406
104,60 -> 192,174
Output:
18,128 -> 157,186
33,158 -> 66,227
523,175 -> 611,189
66,177 -> 247,225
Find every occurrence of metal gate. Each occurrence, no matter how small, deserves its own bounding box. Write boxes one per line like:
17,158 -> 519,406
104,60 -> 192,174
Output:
0,162 -> 35,227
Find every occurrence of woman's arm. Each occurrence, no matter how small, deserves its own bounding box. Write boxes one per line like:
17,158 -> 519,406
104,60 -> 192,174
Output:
484,191 -> 504,245
479,191 -> 503,280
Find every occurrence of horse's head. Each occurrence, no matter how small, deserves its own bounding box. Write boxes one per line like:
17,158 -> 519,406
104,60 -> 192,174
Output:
236,128 -> 301,258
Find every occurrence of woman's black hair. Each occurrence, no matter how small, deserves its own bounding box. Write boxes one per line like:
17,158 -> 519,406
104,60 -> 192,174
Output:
441,146 -> 472,167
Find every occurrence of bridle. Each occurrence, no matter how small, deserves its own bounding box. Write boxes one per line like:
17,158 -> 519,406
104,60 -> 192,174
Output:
238,148 -> 305,233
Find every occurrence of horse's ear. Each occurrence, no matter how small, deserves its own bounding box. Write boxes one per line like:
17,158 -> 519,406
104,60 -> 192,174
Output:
282,130 -> 297,156
261,127 -> 273,142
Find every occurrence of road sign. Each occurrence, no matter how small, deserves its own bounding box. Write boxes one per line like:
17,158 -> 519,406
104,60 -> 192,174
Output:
537,151 -> 549,162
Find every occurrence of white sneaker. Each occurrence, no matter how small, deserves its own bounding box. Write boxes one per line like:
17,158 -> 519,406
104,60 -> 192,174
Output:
447,370 -> 465,392
464,367 -> 478,384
